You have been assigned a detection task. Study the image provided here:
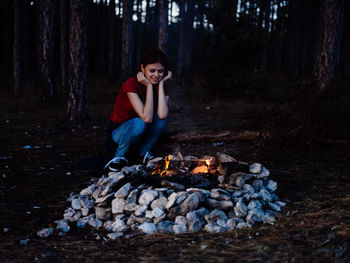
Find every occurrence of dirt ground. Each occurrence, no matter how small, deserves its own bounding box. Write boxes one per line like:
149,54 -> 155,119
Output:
1,80 -> 350,263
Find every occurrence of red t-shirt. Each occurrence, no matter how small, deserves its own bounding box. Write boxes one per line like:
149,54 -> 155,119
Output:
110,77 -> 170,124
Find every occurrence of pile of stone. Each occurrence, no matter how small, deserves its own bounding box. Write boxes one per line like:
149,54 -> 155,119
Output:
37,153 -> 286,239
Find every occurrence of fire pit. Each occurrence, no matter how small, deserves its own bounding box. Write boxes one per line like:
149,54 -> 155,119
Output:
37,152 -> 286,239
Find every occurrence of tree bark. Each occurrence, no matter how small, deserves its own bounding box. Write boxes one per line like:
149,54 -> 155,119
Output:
108,0 -> 116,84
39,0 -> 56,101
313,0 -> 345,92
121,0 -> 133,80
60,0 -> 69,93
158,0 -> 168,52
14,0 -> 23,96
67,0 -> 88,121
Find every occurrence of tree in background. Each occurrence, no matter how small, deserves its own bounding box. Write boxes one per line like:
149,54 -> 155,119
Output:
13,0 -> 23,97
121,0 -> 134,80
67,0 -> 88,121
158,0 -> 168,52
38,0 -> 56,102
60,0 -> 69,93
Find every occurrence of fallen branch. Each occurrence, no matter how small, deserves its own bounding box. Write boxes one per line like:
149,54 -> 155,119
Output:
167,130 -> 260,143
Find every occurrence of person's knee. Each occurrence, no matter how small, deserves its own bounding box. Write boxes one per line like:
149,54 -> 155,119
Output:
133,118 -> 147,135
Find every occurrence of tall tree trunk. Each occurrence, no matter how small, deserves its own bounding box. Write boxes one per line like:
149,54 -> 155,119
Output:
121,0 -> 133,79
313,0 -> 344,92
176,0 -> 186,83
135,0 -> 143,71
39,0 -> 56,102
60,0 -> 69,93
108,0 -> 116,84
158,0 -> 168,52
14,0 -> 23,96
67,0 -> 88,121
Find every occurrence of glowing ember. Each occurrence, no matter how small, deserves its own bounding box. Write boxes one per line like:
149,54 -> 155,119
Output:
152,154 -> 173,176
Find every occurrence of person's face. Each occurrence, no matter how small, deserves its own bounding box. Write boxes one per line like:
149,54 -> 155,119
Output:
141,62 -> 165,85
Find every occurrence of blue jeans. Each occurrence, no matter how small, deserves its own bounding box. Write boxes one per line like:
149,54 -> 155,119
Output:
111,114 -> 167,158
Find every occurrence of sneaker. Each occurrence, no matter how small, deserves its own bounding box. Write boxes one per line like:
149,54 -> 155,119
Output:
142,152 -> 154,165
104,157 -> 128,172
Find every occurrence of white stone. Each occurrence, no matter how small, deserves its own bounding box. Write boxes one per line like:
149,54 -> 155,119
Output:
236,222 -> 252,229
127,189 -> 139,203
205,223 -> 226,233
138,222 -> 157,235
173,224 -> 187,234
166,192 -> 178,209
88,217 -> 103,228
145,210 -> 153,219
152,208 -> 165,218
107,232 -> 124,240
204,209 -> 228,224
236,199 -> 248,216
248,200 -> 263,210
76,215 -> 93,228
175,216 -> 187,226
256,167 -> 270,179
246,208 -> 264,224
111,219 -> 129,232
266,180 -> 277,192
262,214 -> 276,225
210,188 -> 232,201
71,198 -> 81,210
236,176 -> 245,188
134,205 -> 148,216
115,183 -> 134,198
259,189 -> 273,202
268,202 -> 281,212
249,163 -> 262,174
111,198 -> 126,214
227,218 -> 236,230
55,219 -> 70,233
158,221 -> 175,233
186,208 -> 208,232
243,184 -> 255,195
138,190 -> 158,206
151,197 -> 168,210
37,228 -> 54,238
80,184 -> 96,196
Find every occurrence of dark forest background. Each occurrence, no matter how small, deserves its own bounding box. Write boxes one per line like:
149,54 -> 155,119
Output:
1,0 -> 350,141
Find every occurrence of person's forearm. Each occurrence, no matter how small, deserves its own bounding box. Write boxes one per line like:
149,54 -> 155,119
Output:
143,84 -> 154,123
157,84 -> 168,119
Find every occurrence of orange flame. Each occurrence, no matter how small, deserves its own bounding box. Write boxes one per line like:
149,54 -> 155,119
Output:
152,154 -> 173,176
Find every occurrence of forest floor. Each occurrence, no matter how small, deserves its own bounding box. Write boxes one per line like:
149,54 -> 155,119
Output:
1,77 -> 350,262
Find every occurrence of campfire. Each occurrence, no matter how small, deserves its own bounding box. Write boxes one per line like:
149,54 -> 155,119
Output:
37,152 -> 286,239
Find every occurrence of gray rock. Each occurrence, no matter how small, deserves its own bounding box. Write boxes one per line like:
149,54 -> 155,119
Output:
248,200 -> 263,210
232,191 -> 243,198
111,198 -> 126,214
262,213 -> 276,225
79,195 -> 95,209
176,192 -> 189,205
95,192 -> 115,204
81,207 -> 89,216
249,163 -> 262,174
236,176 -> 245,188
37,228 -> 54,238
103,220 -> 114,231
205,223 -> 226,233
92,186 -> 102,200
234,207 -> 245,218
236,222 -> 252,229
138,190 -> 159,206
152,208 -> 165,218
266,180 -> 277,192
138,222 -> 157,234
268,202 -> 281,212
252,179 -> 264,191
115,183 -> 134,198
256,167 -> 270,179
204,209 -> 228,224
166,192 -> 178,210
210,188 -> 232,201
55,219 -> 70,233
246,208 -> 264,224
179,192 -> 205,215
272,194 -> 280,201
111,219 -> 129,232
259,189 -> 273,202
276,201 -> 286,207
158,221 -> 175,233
63,207 -> 80,222
133,216 -> 148,224
236,199 -> 248,216
186,207 -> 208,232
226,218 -> 236,230
207,199 -> 234,211
124,203 -> 138,212
161,180 -> 185,191
71,198 -> 81,210
186,188 -> 211,198
151,197 -> 168,210
107,232 -> 124,240
175,216 -> 187,225
153,213 -> 166,224
173,224 -> 188,234
217,219 -> 227,228
145,210 -> 153,219
88,216 -> 103,228
95,207 -> 111,220
80,184 -> 96,196
127,189 -> 139,203
134,205 -> 147,216
76,215 -> 93,228
242,184 -> 255,195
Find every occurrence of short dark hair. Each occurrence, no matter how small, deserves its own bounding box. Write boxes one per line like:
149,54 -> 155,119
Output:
140,49 -> 168,70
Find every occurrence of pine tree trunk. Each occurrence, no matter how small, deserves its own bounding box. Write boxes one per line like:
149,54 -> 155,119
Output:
39,0 -> 56,101
313,0 -> 344,92
176,0 -> 186,82
108,0 -> 116,83
60,0 -> 69,92
121,0 -> 133,79
158,0 -> 168,52
14,0 -> 23,96
67,0 -> 88,121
